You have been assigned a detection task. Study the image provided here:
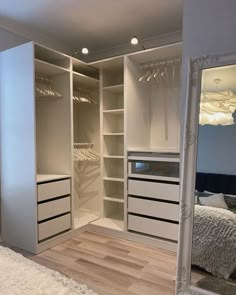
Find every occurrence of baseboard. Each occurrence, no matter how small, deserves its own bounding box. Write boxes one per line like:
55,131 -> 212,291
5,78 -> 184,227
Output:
88,223 -> 177,252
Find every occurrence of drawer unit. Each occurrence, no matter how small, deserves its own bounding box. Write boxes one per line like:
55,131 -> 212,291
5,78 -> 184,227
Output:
128,197 -> 179,221
128,179 -> 179,202
37,178 -> 71,202
128,214 -> 178,241
38,196 -> 71,221
128,152 -> 180,182
38,213 -> 71,242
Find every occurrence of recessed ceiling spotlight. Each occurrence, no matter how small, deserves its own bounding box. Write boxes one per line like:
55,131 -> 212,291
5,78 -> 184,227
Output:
130,36 -> 139,45
81,47 -> 89,55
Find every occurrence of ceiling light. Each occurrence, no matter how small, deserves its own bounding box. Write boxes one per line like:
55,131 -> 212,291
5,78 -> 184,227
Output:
200,90 -> 236,126
131,36 -> 139,45
81,47 -> 89,55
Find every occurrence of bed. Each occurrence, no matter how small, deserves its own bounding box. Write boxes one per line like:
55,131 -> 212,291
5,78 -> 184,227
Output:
192,172 -> 236,279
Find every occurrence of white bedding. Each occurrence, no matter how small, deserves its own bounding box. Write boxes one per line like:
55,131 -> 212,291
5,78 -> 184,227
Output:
192,205 -> 236,279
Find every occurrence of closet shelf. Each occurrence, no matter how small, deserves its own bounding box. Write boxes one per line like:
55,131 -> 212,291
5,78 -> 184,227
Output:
35,44 -> 70,70
73,71 -> 99,89
35,59 -> 69,76
127,147 -> 180,153
37,174 -> 71,184
103,109 -> 124,115
91,218 -> 124,231
104,196 -> 124,203
103,84 -> 124,94
103,155 -> 124,159
128,155 -> 180,162
72,58 -> 99,80
103,133 -> 124,136
103,177 -> 124,182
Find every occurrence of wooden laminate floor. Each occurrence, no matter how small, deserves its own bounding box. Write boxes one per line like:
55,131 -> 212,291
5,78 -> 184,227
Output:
31,231 -> 177,295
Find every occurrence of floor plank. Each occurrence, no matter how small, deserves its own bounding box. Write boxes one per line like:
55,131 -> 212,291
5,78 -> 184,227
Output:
31,231 -> 177,295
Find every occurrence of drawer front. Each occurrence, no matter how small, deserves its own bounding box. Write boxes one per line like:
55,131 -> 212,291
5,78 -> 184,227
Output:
128,179 -> 179,202
38,196 -> 71,221
128,160 -> 179,182
128,197 -> 179,221
128,214 -> 178,241
38,213 -> 71,242
38,179 -> 71,202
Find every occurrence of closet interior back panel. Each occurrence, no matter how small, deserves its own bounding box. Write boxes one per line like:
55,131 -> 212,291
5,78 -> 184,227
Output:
36,72 -> 72,175
72,71 -> 102,225
126,43 -> 182,152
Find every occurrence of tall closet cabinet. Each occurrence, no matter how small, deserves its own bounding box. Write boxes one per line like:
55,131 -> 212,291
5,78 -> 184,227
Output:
0,41 -> 182,254
0,42 -> 72,253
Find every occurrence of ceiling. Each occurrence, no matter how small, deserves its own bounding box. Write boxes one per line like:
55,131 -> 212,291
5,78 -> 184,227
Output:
0,0 -> 183,59
202,65 -> 236,92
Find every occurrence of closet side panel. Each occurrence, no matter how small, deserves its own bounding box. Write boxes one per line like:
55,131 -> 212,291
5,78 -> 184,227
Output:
0,42 -> 37,252
36,73 -> 72,175
150,83 -> 181,151
125,57 -> 151,149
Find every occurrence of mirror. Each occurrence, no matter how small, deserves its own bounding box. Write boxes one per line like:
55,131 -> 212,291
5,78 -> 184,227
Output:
176,53 -> 236,295
191,65 -> 236,295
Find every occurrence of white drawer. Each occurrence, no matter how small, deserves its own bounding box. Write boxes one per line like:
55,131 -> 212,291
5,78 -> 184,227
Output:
37,179 -> 71,202
128,179 -> 179,202
128,197 -> 179,221
128,214 -> 178,241
38,196 -> 71,221
38,213 -> 71,242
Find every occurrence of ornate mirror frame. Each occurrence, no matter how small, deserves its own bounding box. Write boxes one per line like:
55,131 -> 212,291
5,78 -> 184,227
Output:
176,51 -> 236,295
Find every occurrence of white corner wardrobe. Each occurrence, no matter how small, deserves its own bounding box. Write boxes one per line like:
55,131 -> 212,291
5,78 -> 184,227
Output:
0,41 -> 182,254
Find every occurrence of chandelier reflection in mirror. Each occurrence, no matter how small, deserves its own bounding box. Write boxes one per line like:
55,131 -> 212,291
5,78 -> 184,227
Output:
200,79 -> 236,126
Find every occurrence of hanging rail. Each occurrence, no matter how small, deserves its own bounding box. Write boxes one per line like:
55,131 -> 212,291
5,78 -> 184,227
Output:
35,75 -> 62,99
138,57 -> 182,85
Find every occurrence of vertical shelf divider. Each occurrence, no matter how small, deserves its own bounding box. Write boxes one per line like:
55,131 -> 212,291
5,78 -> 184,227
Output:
100,59 -> 125,229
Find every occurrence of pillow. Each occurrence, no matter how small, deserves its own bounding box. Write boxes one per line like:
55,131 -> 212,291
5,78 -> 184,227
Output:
199,193 -> 229,209
194,190 -> 199,204
205,190 -> 236,209
224,194 -> 236,208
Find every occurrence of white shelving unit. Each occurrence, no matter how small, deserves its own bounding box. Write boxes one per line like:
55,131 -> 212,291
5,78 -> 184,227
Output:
93,56 -> 126,231
0,41 -> 182,254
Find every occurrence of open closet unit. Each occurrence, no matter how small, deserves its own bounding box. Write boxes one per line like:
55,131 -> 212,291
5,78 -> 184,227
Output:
72,58 -> 101,229
0,42 -> 72,253
0,41 -> 182,254
124,44 -> 181,242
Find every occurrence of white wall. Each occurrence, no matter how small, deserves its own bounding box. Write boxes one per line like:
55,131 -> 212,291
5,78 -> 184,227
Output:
0,28 -> 28,52
197,125 -> 236,175
0,18 -> 71,54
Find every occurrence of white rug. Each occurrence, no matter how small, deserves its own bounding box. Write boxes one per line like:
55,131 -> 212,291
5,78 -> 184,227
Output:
0,245 -> 98,295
